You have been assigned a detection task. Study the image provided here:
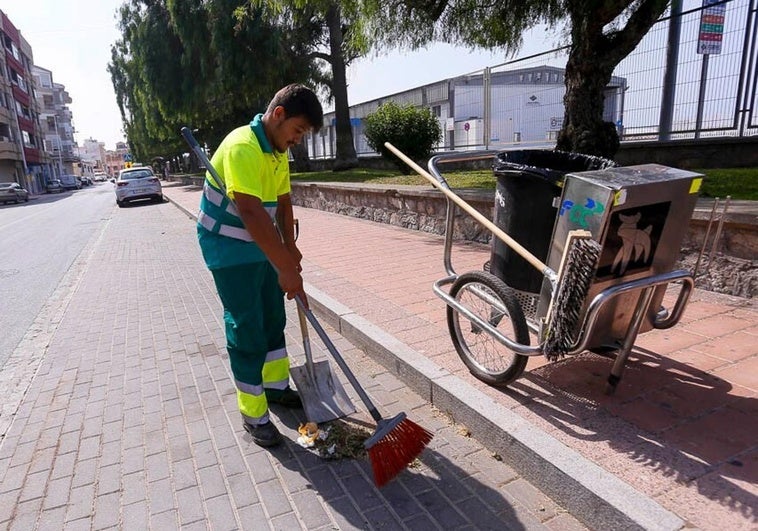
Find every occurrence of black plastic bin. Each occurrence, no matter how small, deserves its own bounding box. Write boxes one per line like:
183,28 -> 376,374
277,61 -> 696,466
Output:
490,149 -> 616,294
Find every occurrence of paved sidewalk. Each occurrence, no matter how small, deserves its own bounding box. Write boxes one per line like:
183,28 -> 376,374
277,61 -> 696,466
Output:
160,181 -> 757,531
0,199 -> 588,529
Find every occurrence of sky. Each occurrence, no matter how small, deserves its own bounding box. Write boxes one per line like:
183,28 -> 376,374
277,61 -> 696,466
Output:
4,2 -> 556,151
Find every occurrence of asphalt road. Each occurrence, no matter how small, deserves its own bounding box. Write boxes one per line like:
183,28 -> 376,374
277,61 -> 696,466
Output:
0,183 -> 116,368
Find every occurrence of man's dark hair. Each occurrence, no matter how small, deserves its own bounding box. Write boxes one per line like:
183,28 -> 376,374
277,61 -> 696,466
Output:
267,84 -> 323,133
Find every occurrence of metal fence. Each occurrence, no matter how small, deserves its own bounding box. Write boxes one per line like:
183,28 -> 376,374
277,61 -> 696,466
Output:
618,0 -> 756,140
311,0 -> 757,157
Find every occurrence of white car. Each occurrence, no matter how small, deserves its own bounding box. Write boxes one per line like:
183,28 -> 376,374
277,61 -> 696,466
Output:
115,167 -> 163,207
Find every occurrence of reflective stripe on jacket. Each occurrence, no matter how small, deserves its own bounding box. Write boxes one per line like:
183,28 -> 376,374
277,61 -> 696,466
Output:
198,181 -> 278,242
196,181 -> 280,269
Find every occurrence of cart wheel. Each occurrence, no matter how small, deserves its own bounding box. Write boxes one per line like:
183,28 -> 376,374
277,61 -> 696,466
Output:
447,271 -> 530,387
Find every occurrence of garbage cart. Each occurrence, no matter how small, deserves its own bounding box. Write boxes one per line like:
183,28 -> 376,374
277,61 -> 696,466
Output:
490,150 -> 617,296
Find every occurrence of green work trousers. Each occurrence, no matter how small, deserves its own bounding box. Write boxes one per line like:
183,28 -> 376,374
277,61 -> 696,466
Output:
211,262 -> 289,425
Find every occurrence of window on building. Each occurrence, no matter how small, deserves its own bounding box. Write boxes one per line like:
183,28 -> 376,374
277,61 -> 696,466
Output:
22,130 -> 31,147
432,105 -> 441,117
0,123 -> 11,142
14,101 -> 31,119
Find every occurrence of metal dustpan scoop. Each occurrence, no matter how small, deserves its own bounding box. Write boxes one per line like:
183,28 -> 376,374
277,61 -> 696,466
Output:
290,305 -> 356,423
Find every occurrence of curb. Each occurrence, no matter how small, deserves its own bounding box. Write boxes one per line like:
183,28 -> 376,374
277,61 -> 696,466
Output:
164,192 -> 686,531
165,193 -> 197,220
305,285 -> 685,531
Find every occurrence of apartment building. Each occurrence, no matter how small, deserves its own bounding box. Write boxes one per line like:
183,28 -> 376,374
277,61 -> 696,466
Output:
81,137 -> 106,172
0,10 -> 51,193
33,65 -> 80,181
0,10 -> 96,195
104,141 -> 129,177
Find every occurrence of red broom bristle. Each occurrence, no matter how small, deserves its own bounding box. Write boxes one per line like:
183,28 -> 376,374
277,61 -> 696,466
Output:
367,418 -> 433,487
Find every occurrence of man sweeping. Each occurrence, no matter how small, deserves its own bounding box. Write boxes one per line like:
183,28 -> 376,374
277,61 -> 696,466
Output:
196,84 -> 323,447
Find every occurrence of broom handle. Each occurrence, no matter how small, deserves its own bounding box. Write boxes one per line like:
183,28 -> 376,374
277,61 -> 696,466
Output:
181,127 -> 226,192
294,296 -> 384,424
384,142 -> 553,279
181,127 -> 385,423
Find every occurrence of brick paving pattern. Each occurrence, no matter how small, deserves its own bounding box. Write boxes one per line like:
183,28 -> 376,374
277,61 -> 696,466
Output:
161,181 -> 757,531
0,198 -> 584,530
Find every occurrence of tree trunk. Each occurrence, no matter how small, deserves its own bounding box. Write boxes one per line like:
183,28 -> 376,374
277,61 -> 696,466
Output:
326,3 -> 359,171
289,141 -> 311,173
556,41 -> 619,160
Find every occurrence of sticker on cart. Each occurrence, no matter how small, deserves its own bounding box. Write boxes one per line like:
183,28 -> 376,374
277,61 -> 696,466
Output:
613,189 -> 627,206
559,199 -> 574,216
495,189 -> 506,208
562,197 -> 605,229
596,201 -> 672,279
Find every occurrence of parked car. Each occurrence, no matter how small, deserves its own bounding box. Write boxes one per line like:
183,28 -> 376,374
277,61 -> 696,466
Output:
115,167 -> 163,207
0,182 -> 30,204
46,180 -> 64,194
60,174 -> 80,191
93,172 -> 107,182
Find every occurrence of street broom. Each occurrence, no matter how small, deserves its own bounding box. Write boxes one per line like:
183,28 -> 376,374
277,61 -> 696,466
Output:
181,127 -> 432,487
293,297 -> 433,487
384,142 -> 601,361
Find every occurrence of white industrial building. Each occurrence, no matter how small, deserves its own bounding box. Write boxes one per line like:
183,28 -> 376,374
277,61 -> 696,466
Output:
312,65 -> 627,158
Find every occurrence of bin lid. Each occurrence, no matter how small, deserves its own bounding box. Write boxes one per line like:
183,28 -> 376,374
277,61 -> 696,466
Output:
493,149 -> 617,186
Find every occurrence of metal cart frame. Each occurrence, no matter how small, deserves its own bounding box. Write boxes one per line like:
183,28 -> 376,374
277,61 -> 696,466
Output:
428,151 -> 695,394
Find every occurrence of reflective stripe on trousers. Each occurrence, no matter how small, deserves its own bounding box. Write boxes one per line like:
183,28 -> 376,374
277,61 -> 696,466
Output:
236,347 -> 291,425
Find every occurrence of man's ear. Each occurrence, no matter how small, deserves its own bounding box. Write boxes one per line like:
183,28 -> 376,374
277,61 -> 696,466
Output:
272,105 -> 286,121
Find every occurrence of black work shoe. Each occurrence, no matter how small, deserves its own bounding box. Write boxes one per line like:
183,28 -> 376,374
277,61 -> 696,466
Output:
265,387 -> 302,409
243,421 -> 282,447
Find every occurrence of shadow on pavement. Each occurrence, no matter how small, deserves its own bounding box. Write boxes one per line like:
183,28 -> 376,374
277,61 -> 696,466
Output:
268,430 -> 532,530
507,349 -> 757,526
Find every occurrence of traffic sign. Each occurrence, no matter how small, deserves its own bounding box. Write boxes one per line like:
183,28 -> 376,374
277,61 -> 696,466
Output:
697,0 -> 726,55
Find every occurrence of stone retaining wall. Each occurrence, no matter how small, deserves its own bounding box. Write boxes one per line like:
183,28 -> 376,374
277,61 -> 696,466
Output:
167,175 -> 756,259
291,181 -> 757,260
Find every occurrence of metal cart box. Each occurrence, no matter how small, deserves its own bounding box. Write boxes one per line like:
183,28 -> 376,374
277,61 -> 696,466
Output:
538,164 -> 703,348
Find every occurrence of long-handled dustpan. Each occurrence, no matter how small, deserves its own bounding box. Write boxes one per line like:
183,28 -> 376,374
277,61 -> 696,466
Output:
290,304 -> 356,423
294,296 -> 433,487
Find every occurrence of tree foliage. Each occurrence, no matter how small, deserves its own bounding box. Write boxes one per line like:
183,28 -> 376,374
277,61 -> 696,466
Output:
108,0 -> 318,163
363,0 -> 670,159
363,102 -> 442,174
240,0 -> 372,170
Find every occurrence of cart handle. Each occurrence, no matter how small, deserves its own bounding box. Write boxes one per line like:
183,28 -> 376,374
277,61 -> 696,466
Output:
384,142 -> 556,282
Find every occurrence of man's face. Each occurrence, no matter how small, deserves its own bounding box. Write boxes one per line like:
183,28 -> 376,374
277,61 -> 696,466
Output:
268,106 -> 312,153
